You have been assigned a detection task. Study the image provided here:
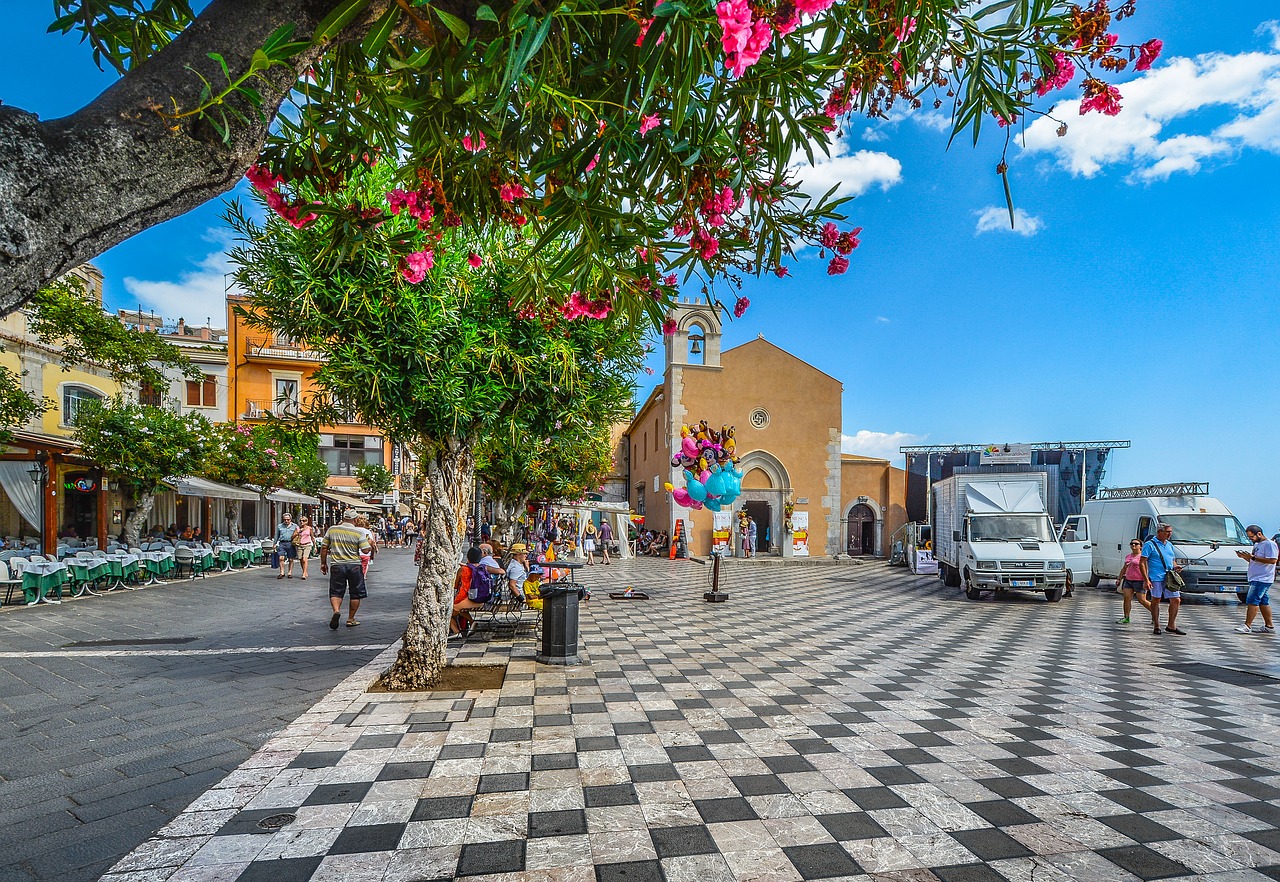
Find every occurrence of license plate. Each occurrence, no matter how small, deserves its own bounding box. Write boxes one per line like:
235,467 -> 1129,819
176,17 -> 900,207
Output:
1218,586 -> 1232,592
1010,579 -> 1034,587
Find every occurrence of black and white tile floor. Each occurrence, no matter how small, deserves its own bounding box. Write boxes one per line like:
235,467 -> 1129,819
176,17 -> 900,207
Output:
105,559 -> 1280,882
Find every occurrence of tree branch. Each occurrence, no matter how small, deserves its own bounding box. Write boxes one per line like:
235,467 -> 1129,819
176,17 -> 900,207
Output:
0,0 -> 393,314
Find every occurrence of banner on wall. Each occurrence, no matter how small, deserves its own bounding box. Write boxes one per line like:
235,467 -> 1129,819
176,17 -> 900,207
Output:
711,511 -> 732,554
791,511 -> 809,557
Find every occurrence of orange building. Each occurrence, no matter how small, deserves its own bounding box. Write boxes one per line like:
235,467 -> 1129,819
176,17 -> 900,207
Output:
625,300 -> 906,558
225,295 -> 396,501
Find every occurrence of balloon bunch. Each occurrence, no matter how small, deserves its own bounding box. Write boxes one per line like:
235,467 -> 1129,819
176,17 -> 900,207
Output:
664,421 -> 743,512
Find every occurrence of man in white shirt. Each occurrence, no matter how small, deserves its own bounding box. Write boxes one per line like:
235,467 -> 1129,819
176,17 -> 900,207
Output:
1235,525 -> 1276,634
477,543 -> 505,578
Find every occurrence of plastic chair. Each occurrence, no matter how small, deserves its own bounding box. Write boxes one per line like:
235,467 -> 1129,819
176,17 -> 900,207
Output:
0,560 -> 21,605
174,546 -> 197,580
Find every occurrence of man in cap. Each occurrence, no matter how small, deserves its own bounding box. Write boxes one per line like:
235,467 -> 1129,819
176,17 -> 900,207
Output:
320,509 -> 373,630
1234,525 -> 1277,634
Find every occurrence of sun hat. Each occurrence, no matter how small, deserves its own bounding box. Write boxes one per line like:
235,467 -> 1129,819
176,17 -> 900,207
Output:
510,542 -> 528,553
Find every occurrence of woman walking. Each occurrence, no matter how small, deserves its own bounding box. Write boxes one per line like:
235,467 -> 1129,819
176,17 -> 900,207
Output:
598,519 -> 614,565
294,516 -> 316,580
1117,539 -> 1152,624
583,520 -> 599,565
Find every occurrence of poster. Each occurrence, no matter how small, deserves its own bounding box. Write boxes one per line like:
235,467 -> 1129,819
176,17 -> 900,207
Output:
711,511 -> 733,555
913,549 -> 939,575
791,511 -> 809,557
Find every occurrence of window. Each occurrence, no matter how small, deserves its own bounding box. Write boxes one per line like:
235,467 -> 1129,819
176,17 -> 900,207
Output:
321,434 -> 382,476
636,484 -> 646,516
274,377 -> 299,417
185,375 -> 217,408
139,381 -> 163,407
62,385 -> 103,426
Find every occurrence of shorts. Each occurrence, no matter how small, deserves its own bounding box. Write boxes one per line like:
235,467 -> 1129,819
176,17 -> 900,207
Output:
1121,578 -> 1145,592
1246,580 -> 1272,607
296,542 -> 313,561
329,562 -> 367,600
1148,579 -> 1179,600
278,543 -> 297,560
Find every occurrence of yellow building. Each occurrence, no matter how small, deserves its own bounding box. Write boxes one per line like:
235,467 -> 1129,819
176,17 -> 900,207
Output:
625,300 -> 906,557
0,265 -> 124,551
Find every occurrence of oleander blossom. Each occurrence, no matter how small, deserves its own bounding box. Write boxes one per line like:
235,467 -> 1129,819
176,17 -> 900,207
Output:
820,222 -> 840,249
499,182 -> 527,202
662,318 -> 679,336
246,165 -> 317,229
716,0 -> 772,77
400,249 -> 434,284
1080,80 -> 1123,116
639,114 -> 662,135
689,229 -> 720,260
733,297 -> 750,318
827,255 -> 850,275
792,0 -> 835,16
560,291 -> 613,320
462,132 -> 487,152
894,16 -> 917,42
1035,53 -> 1076,97
772,2 -> 799,35
635,0 -> 667,46
468,252 -> 483,268
1135,38 -> 1163,72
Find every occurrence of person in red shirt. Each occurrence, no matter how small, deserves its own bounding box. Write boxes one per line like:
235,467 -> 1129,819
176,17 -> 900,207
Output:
451,546 -> 485,638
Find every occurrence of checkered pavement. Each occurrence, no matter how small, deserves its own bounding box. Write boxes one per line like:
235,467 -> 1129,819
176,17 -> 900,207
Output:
105,558 -> 1280,882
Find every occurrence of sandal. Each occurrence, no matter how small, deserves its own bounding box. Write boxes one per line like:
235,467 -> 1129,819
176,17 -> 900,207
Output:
277,574 -> 285,580
346,620 -> 360,627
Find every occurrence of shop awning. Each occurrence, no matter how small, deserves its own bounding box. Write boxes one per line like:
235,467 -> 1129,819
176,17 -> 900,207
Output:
267,488 -> 321,505
319,489 -> 381,513
164,476 -> 261,501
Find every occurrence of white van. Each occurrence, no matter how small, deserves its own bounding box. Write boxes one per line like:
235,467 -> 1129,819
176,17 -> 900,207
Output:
1058,483 -> 1253,600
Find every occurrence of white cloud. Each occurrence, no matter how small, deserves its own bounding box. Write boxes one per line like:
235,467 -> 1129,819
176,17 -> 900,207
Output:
875,315 -> 890,323
1022,35 -> 1280,180
791,136 -> 902,200
123,233 -> 243,323
974,206 -> 1043,236
841,430 -> 926,462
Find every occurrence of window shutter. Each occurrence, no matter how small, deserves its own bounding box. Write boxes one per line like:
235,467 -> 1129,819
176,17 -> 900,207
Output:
186,380 -> 200,406
202,376 -> 217,407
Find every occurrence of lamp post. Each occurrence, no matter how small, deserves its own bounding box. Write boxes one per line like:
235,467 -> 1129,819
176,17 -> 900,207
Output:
26,453 -> 48,554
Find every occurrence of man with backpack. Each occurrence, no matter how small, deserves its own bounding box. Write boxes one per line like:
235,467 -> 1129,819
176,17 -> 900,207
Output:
451,546 -> 492,638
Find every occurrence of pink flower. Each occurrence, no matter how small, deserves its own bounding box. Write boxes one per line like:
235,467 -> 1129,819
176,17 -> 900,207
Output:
835,228 -> 861,254
690,230 -> 719,259
672,219 -> 692,238
1135,38 -> 1163,72
733,297 -> 750,317
823,88 -> 851,119
792,0 -> 835,15
635,0 -> 667,46
894,16 -> 917,42
717,0 -> 772,77
773,3 -> 799,35
774,265 -> 789,278
827,255 -> 850,275
1080,82 -> 1123,116
585,153 -> 599,173
820,222 -> 839,249
401,249 -> 434,284
499,182 -> 527,202
639,114 -> 662,135
994,112 -> 1019,128
662,319 -> 679,336
246,164 -> 284,194
1035,52 -> 1076,97
462,132 -> 487,152
468,252 -> 483,268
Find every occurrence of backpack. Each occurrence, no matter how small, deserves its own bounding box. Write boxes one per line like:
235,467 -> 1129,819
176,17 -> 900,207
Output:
467,563 -> 494,602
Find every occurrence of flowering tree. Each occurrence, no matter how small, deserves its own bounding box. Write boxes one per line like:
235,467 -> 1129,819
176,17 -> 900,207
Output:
202,422 -> 328,535
353,462 -> 395,498
1,0 -> 1156,316
228,166 -> 649,688
73,399 -> 210,547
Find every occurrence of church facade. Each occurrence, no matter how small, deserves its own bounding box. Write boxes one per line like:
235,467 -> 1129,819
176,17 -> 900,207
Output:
624,301 -> 907,558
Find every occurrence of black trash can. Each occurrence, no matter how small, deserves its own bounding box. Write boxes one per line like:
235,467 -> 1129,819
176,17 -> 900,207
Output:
537,585 -> 582,665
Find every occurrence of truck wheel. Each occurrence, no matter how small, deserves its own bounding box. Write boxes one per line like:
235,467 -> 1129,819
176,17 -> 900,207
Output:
1045,588 -> 1064,602
1065,572 -> 1074,598
963,568 -> 981,600
1087,570 -> 1100,587
943,564 -> 961,588
1237,590 -> 1249,604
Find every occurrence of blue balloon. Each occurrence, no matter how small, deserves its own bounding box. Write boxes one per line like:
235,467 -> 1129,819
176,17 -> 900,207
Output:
684,470 -> 708,502
704,498 -> 722,512
705,470 -> 727,498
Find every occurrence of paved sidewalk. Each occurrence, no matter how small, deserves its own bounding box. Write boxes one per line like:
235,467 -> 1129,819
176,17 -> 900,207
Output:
107,558 -> 1280,882
0,548 -> 420,882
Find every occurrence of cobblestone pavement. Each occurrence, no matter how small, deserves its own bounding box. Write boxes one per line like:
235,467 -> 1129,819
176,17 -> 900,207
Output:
0,547 -> 422,882
103,556 -> 1280,882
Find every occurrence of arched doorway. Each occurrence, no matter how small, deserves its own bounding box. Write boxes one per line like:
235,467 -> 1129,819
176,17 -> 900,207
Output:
734,450 -> 791,557
847,503 -> 877,556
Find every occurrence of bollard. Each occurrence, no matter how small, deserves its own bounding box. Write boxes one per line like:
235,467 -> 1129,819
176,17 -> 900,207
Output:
537,585 -> 582,665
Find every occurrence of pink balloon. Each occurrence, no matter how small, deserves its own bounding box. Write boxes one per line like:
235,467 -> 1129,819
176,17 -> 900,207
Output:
672,488 -> 694,507
690,500 -> 704,510
699,469 -> 710,484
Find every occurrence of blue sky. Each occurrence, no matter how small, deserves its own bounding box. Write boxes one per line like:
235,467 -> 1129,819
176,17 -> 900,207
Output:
5,4 -> 1280,527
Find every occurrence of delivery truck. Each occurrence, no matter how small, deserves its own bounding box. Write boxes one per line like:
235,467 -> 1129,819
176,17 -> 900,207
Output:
932,472 -> 1068,602
1061,483 -> 1254,601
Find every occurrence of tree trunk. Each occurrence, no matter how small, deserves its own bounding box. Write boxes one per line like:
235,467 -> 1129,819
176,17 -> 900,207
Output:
226,501 -> 241,541
377,438 -> 473,691
0,0 -> 393,312
494,494 -> 531,545
123,492 -> 154,548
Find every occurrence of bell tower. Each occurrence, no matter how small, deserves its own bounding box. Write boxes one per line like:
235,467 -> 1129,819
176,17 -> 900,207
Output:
664,298 -> 723,370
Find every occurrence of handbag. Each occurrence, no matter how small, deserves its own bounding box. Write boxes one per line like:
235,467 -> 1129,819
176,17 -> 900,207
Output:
1151,539 -> 1185,589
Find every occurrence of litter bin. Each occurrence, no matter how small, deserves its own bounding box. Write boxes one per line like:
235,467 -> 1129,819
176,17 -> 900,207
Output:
537,584 -> 582,665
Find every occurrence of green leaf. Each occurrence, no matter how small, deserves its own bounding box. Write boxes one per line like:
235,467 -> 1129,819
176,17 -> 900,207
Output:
433,7 -> 471,43
361,4 -> 400,55
314,0 -> 372,42
475,4 -> 499,23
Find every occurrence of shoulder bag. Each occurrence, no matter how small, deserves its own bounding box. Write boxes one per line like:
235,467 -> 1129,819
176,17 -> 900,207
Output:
1152,539 -> 1185,590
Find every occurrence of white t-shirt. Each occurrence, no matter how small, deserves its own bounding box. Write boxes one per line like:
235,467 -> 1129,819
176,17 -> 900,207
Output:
1248,538 -> 1277,584
478,554 -> 502,573
506,559 -> 529,587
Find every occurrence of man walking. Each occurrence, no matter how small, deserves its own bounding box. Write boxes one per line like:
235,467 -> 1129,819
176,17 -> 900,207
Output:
319,509 -> 373,630
1142,523 -> 1185,635
275,511 -> 299,580
1234,525 -> 1277,634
